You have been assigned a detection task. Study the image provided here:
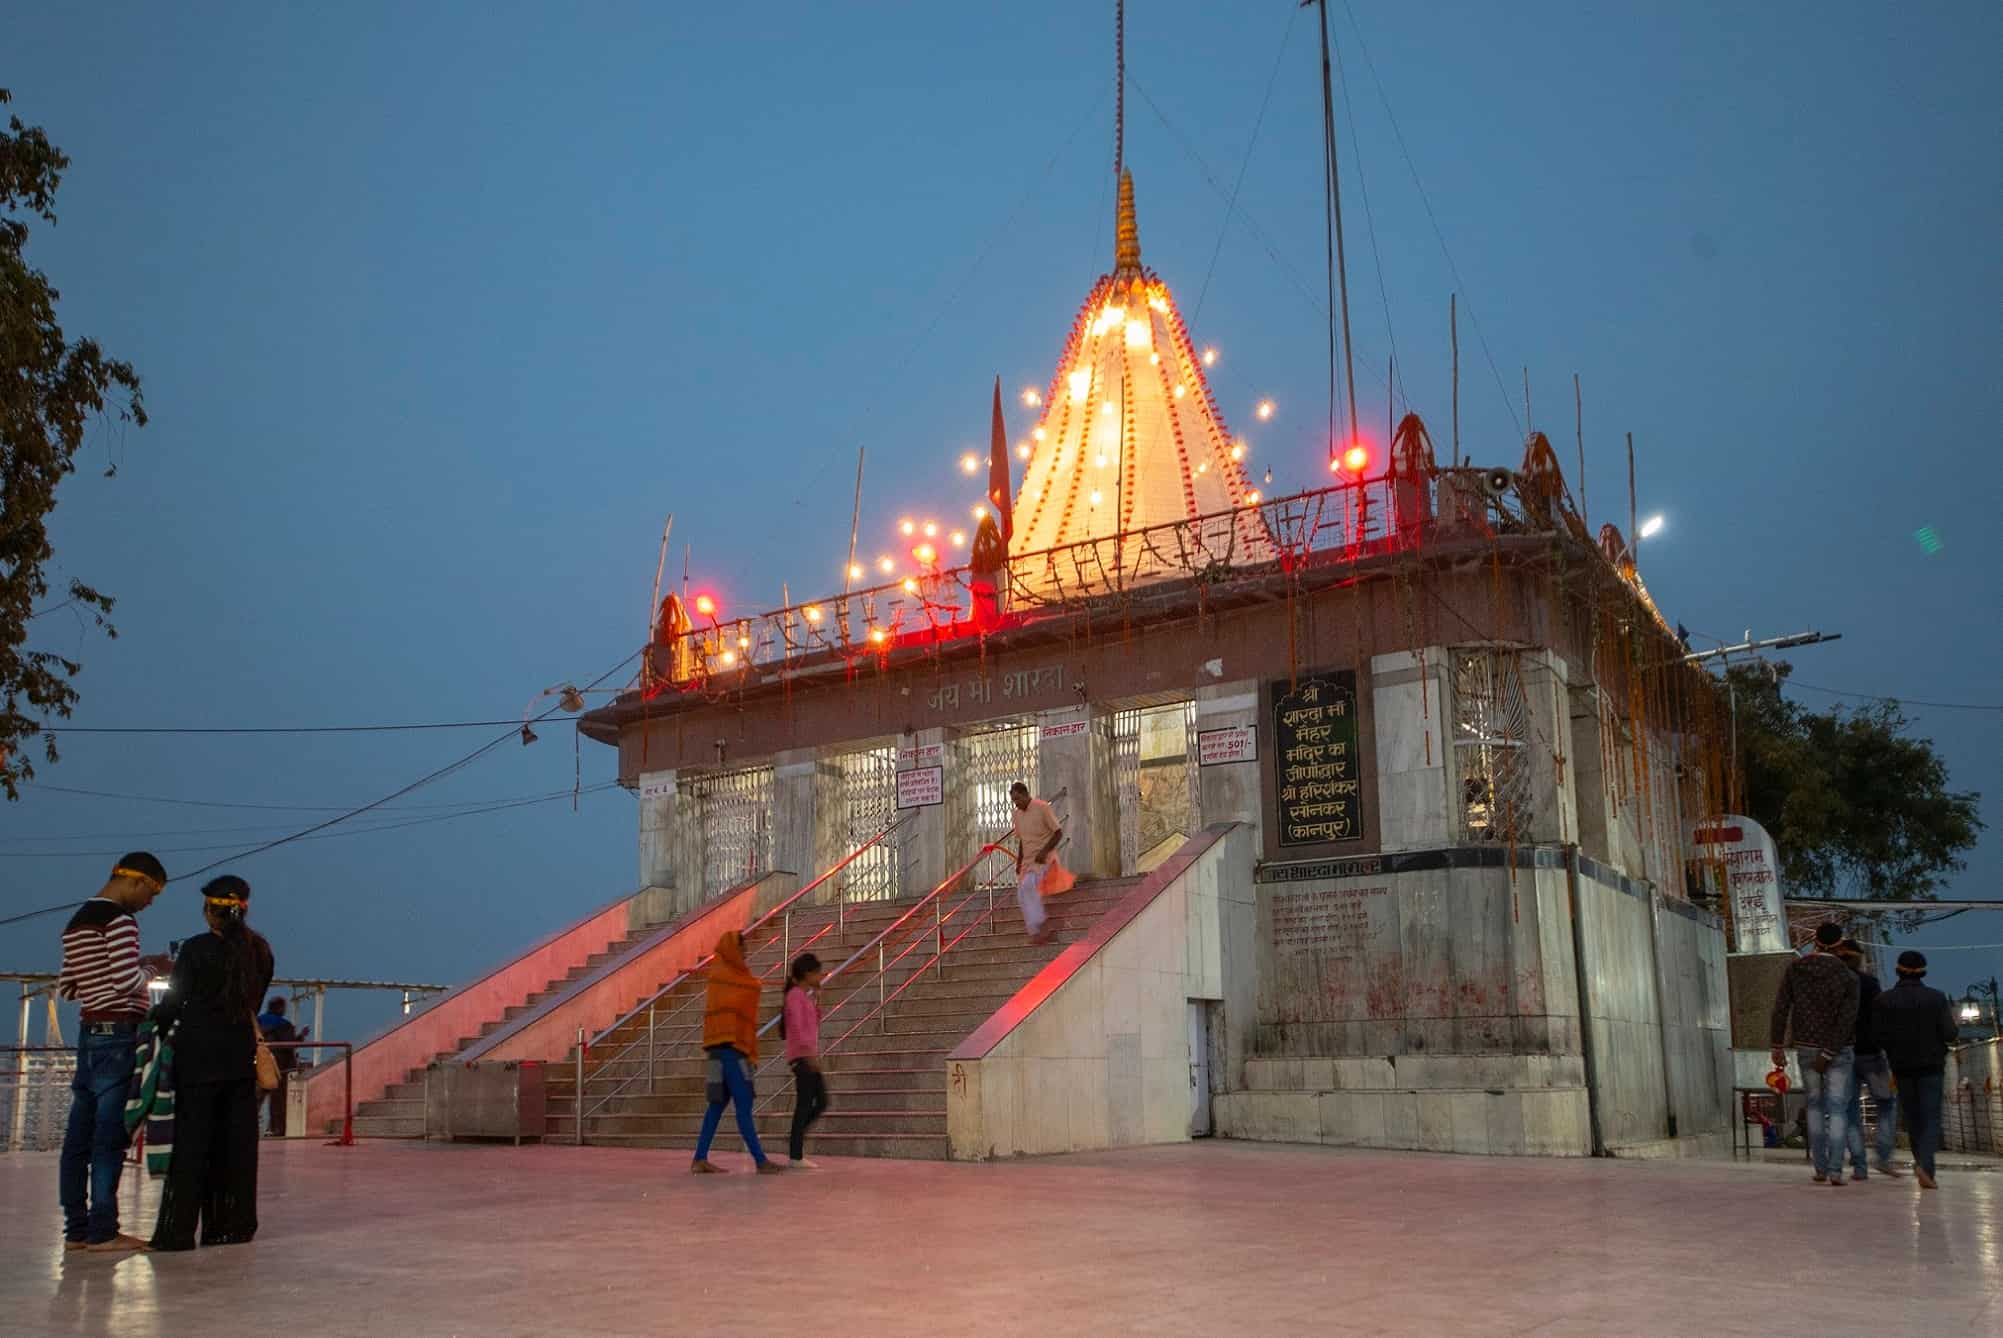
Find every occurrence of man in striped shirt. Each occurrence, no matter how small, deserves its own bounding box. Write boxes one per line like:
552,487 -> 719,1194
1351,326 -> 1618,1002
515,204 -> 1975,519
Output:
57,852 -> 170,1252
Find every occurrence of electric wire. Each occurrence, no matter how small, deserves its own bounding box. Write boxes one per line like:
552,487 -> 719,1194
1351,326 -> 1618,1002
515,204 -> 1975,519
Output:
1191,4 -> 1300,326
32,719 -> 578,736
0,648 -> 639,928
0,784 -> 608,845
1339,0 -> 1521,437
1129,75 -> 1384,374
0,782 -> 619,859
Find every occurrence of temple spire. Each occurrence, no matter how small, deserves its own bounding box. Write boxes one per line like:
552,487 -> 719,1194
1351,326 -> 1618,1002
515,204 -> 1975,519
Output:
1114,169 -> 1141,272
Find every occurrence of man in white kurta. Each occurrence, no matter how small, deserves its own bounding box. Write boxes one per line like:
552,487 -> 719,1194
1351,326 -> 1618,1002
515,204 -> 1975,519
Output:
1008,783 -> 1063,945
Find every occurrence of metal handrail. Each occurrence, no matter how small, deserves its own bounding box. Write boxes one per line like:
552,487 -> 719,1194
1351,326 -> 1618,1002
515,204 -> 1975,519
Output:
745,802 -> 1073,1113
738,842 -> 1021,1109
570,815 -> 908,1127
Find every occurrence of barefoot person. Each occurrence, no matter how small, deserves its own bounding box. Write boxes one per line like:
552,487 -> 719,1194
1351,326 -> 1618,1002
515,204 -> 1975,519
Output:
690,930 -> 781,1175
56,854 -> 171,1253
780,952 -> 829,1169
1008,782 -> 1063,946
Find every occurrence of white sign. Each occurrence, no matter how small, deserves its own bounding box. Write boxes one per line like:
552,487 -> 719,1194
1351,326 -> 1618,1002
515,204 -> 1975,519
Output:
897,742 -> 944,769
1688,814 -> 1786,954
1197,725 -> 1257,766
1041,719 -> 1089,741
639,776 -> 676,800
896,765 -> 944,809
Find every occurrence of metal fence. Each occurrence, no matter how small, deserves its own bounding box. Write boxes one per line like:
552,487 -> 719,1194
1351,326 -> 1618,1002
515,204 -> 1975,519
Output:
3,1048 -> 77,1153
686,765 -> 774,900
1944,1038 -> 2002,1157
949,723 -> 1040,858
838,746 -> 904,903
1451,648 -> 1532,843
1113,701 -> 1197,873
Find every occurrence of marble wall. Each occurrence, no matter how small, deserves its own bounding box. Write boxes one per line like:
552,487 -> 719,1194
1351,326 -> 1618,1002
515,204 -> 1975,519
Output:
945,825 -> 1258,1160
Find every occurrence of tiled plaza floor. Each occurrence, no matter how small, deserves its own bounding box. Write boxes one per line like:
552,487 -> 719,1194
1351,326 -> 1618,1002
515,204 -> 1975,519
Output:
3,1138 -> 1996,1336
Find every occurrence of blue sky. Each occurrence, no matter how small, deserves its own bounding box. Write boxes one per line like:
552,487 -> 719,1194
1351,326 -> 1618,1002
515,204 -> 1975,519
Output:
4,1 -> 1998,1036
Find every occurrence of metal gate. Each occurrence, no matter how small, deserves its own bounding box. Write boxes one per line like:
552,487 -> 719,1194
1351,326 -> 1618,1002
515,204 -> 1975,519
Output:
1451,649 -> 1532,843
949,722 -> 1039,860
1113,701 -> 1197,872
685,765 -> 774,899
838,746 -> 902,903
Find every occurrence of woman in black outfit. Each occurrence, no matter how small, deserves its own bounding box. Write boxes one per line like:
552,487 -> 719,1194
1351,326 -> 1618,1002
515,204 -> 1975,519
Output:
150,875 -> 275,1251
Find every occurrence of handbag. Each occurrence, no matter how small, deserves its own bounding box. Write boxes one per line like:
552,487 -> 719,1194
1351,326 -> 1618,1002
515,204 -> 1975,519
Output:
252,1014 -> 281,1092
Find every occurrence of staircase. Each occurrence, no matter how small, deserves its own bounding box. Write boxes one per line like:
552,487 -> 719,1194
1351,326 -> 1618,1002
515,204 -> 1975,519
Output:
544,874 -> 1140,1160
347,926 -> 661,1138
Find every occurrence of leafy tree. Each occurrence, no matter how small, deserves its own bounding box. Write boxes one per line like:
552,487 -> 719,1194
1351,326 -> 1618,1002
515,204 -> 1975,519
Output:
1,88 -> 145,798
1727,662 -> 1983,901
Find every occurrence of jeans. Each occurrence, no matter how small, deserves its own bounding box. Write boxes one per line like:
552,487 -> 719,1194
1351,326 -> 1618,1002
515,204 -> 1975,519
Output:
1846,1052 -> 1897,1174
1796,1045 -> 1855,1178
693,1045 -> 767,1165
1893,1068 -> 1945,1177
59,1029 -> 137,1243
788,1059 -> 829,1161
1016,862 -> 1047,938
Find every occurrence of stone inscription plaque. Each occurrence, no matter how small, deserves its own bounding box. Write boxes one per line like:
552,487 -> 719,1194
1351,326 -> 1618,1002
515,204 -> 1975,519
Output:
1273,669 -> 1363,847
1270,884 -> 1387,957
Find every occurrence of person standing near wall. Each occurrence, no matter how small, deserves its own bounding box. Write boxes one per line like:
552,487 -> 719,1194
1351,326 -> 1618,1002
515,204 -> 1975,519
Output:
1769,922 -> 1861,1185
56,854 -> 171,1253
1875,950 -> 1959,1190
1836,939 -> 1899,1180
1008,782 -> 1063,947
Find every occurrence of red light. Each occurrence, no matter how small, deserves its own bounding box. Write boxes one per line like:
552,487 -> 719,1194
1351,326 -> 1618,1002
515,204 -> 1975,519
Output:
1342,444 -> 1369,473
693,594 -> 717,617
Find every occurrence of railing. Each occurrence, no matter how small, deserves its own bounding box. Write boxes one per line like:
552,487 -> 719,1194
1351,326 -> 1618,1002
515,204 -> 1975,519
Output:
572,815 -> 909,1131
737,841 -> 1025,1118
742,799 -> 1074,1117
644,474 -> 1448,684
5,1040 -> 356,1153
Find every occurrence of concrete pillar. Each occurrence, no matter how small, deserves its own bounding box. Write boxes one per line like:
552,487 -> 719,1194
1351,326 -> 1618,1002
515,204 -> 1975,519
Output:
1520,649 -> 1579,847
1194,683 -> 1261,842
633,770 -> 684,928
1569,687 -> 1613,865
1035,704 -> 1119,878
901,727 -> 951,895
772,749 -> 844,888
1370,648 -> 1454,851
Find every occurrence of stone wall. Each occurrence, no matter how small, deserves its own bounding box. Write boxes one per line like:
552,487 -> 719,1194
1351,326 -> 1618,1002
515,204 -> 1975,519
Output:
1216,849 -> 1730,1158
945,825 -> 1257,1160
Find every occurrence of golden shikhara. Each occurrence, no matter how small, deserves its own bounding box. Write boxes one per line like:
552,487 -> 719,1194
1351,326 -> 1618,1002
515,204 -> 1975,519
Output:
1010,171 -> 1274,580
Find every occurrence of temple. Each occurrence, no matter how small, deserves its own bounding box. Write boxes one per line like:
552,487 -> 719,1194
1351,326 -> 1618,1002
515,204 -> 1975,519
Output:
306,144 -> 1736,1166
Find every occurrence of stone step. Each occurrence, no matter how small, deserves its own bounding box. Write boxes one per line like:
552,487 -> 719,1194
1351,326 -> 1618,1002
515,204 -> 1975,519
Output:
550,1086 -> 944,1118
563,1109 -> 949,1139
549,1067 -> 948,1103
554,1131 -> 948,1160
352,1115 -> 426,1139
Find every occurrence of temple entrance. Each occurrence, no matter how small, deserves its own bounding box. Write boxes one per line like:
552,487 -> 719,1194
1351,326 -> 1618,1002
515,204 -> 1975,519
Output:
950,721 -> 1040,859
684,765 -> 773,899
837,745 -> 903,902
1113,700 -> 1197,873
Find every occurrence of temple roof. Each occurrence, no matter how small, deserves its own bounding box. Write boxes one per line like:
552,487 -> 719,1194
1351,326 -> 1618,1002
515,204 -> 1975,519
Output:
1010,171 -> 1273,578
